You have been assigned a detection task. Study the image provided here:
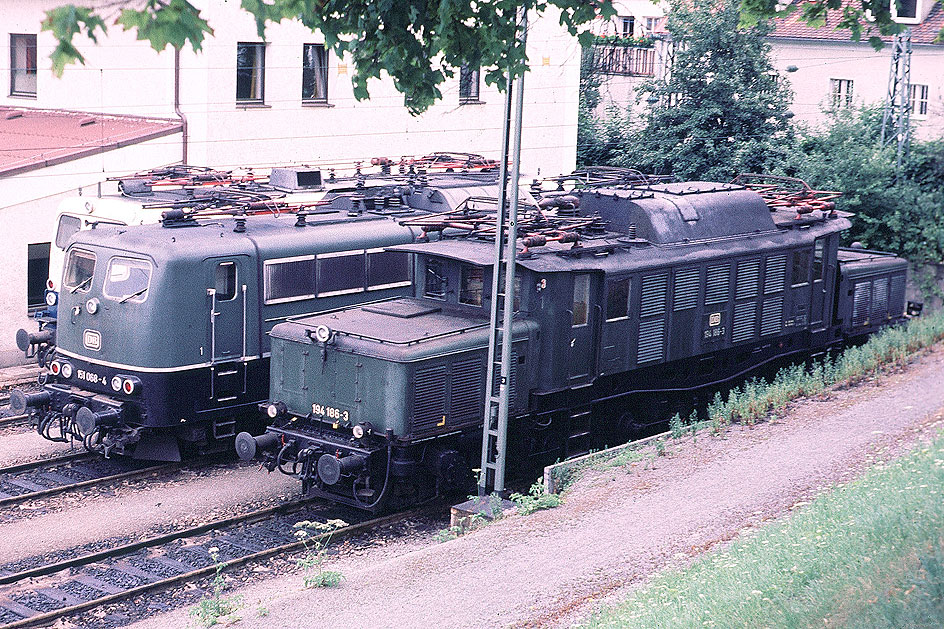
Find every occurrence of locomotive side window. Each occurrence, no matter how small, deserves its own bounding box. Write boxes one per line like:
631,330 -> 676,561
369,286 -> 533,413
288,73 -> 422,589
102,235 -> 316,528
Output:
317,250 -> 366,297
791,250 -> 811,286
425,258 -> 447,300
367,249 -> 411,290
63,249 -> 96,293
459,265 -> 484,306
103,257 -> 152,304
264,255 -> 316,304
606,278 -> 631,321
572,274 -> 590,326
812,238 -> 825,281
215,262 -> 237,301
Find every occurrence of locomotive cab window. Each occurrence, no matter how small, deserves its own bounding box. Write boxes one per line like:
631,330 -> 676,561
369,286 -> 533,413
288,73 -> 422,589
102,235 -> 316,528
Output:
63,249 -> 96,293
317,250 -> 365,297
459,265 -> 484,306
103,257 -> 152,304
367,249 -> 410,290
606,278 -> 631,321
424,258 -> 447,300
812,238 -> 826,282
56,215 -> 82,249
791,250 -> 811,286
215,262 -> 237,301
573,274 -> 590,326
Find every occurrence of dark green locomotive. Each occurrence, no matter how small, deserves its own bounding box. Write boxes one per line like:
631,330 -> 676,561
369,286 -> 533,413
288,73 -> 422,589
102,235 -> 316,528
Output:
11,172 -> 503,460
239,179 -> 909,510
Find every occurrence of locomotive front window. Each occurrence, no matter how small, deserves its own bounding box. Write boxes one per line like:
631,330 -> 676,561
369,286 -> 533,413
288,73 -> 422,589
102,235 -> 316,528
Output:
367,249 -> 411,290
63,249 -> 96,293
424,258 -> 447,300
459,265 -> 484,306
573,274 -> 590,326
606,278 -> 631,321
56,215 -> 82,249
317,251 -> 366,297
103,257 -> 152,304
791,250 -> 811,287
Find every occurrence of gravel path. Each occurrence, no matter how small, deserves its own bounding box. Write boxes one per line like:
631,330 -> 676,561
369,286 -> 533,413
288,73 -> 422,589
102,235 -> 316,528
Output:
117,346 -> 944,628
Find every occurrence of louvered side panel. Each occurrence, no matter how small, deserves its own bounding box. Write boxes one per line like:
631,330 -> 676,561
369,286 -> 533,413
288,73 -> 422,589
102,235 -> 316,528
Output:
413,365 -> 446,434
890,274 -> 906,317
450,357 -> 483,423
852,281 -> 871,326
673,268 -> 700,311
490,350 -> 518,409
736,260 -> 760,300
760,296 -> 783,336
705,263 -> 731,305
872,277 -> 889,320
637,319 -> 665,363
732,301 -> 757,343
764,255 -> 787,294
640,273 -> 668,318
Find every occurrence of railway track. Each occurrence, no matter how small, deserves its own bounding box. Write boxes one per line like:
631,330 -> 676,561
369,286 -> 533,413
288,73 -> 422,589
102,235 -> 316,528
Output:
0,498 -> 440,627
0,453 -> 181,510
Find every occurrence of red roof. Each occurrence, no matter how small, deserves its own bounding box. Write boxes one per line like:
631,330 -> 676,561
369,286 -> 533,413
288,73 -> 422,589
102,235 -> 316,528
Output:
770,0 -> 944,45
0,107 -> 182,177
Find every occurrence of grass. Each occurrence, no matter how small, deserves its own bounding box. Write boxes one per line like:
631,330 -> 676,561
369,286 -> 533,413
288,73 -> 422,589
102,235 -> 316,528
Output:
583,432 -> 944,628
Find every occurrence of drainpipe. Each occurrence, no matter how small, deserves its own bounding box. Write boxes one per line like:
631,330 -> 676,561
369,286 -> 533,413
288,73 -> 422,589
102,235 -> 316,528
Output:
174,46 -> 188,164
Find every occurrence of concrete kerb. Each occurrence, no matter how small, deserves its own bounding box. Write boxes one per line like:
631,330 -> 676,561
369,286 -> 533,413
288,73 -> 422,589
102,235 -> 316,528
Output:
543,430 -> 672,495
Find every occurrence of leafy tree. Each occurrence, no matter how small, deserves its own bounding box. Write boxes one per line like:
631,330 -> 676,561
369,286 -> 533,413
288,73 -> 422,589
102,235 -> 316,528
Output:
598,0 -> 795,181
41,0 -> 613,115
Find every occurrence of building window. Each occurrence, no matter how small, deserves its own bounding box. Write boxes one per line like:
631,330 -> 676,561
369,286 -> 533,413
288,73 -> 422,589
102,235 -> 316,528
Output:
910,84 -> 929,118
620,16 -> 635,37
830,79 -> 853,109
236,42 -> 265,102
27,243 -> 50,310
644,17 -> 660,33
895,0 -> 919,20
459,65 -> 480,104
302,43 -> 328,103
10,34 -> 37,97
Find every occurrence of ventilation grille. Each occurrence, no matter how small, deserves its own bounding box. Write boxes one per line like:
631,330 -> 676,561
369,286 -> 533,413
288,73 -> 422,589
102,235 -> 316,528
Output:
732,302 -> 757,343
760,296 -> 783,336
872,277 -> 889,320
852,281 -> 872,326
705,264 -> 731,305
736,260 -> 760,300
640,273 -> 668,318
674,268 -> 700,311
765,255 -> 787,294
637,318 -> 665,363
491,350 -> 518,407
451,358 -> 483,422
890,274 -> 906,317
413,365 -> 447,433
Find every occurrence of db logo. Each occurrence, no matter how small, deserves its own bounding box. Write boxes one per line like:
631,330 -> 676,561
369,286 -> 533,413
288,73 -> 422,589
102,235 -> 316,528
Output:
83,329 -> 102,351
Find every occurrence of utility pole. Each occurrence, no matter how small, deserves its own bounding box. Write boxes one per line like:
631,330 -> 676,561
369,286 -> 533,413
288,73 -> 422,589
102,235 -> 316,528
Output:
880,29 -> 913,176
478,6 -> 528,497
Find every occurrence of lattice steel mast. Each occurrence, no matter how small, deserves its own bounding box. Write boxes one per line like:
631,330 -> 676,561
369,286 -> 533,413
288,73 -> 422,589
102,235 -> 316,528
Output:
880,29 -> 913,174
478,7 -> 528,496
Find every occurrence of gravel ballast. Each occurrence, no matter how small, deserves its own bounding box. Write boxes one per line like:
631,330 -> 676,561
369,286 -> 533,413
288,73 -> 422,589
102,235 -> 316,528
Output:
116,346 -> 944,628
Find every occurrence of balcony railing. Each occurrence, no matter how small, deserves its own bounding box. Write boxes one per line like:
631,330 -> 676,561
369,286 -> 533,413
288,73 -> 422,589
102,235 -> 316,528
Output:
589,44 -> 655,77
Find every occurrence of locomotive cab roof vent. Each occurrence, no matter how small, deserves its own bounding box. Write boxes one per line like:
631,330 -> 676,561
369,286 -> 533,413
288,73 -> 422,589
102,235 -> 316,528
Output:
270,167 -> 324,192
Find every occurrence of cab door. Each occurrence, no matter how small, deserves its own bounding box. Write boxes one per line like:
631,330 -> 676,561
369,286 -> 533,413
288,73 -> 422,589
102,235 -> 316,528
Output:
568,273 -> 600,384
205,256 -> 257,404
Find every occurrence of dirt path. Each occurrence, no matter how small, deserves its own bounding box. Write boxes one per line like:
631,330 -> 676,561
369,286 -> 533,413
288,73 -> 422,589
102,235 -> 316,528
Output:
127,346 -> 944,629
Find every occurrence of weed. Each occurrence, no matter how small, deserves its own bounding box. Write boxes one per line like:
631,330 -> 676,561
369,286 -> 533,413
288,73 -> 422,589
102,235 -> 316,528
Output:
510,479 -> 562,515
256,606 -> 269,617
669,413 -> 684,439
655,438 -> 666,457
293,519 -> 348,588
189,547 -> 243,628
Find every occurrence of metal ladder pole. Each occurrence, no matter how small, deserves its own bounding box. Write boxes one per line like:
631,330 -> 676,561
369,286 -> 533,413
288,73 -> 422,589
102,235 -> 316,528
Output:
479,7 -> 528,497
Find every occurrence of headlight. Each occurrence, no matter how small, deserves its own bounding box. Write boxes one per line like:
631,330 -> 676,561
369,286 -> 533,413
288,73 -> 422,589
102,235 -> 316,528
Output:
314,324 -> 333,343
60,362 -> 73,379
266,402 -> 286,419
49,360 -> 61,375
45,291 -> 58,307
85,298 -> 100,315
111,376 -> 123,392
352,424 -> 365,439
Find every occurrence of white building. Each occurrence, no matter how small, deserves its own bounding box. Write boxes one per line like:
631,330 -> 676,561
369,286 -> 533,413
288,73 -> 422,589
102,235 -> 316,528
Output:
0,0 -> 582,367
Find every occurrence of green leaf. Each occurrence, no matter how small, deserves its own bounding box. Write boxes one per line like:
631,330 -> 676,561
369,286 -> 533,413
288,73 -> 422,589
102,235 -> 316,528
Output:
42,5 -> 108,76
